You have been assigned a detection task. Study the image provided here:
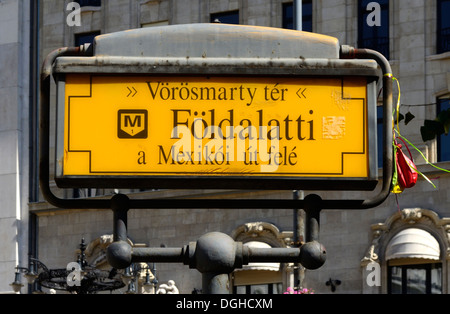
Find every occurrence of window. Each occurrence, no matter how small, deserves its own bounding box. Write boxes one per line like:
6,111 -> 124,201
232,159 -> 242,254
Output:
75,31 -> 100,46
386,228 -> 442,294
282,1 -> 313,32
231,224 -> 289,295
75,0 -> 101,7
210,10 -> 239,24
437,98 -> 450,162
233,268 -> 284,295
437,0 -> 450,54
358,0 -> 389,59
388,263 -> 442,294
234,283 -> 283,294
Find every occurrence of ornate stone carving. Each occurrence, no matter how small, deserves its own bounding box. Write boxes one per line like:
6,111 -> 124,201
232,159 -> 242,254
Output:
401,208 -> 423,224
83,235 -> 134,268
244,222 -> 265,237
361,226 -> 386,265
232,222 -> 290,247
156,280 -> 179,294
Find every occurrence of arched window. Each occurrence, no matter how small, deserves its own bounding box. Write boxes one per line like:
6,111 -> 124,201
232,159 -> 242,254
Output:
231,222 -> 292,294
233,241 -> 283,294
386,228 -> 442,294
361,208 -> 450,294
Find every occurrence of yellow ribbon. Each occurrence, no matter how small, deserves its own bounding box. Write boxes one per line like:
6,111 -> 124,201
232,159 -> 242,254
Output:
386,75 -> 450,194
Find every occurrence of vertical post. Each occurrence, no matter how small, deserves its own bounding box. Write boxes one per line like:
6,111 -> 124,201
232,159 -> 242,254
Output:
28,212 -> 38,294
111,194 -> 130,242
292,190 -> 304,290
107,194 -> 133,270
202,273 -> 230,294
304,194 -> 322,243
298,194 -> 326,270
293,0 -> 303,31
293,191 -> 300,246
193,232 -> 239,294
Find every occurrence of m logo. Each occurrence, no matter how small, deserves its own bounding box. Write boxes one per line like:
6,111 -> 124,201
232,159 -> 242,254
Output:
118,110 -> 148,139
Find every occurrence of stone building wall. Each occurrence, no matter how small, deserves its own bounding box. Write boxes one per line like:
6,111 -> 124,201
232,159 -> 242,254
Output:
0,0 -> 30,293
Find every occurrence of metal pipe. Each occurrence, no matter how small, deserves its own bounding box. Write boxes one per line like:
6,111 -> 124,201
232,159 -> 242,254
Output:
339,46 -> 394,210
131,248 -> 185,263
29,0 -> 39,203
292,190 -> 302,290
292,190 -> 304,244
28,213 -> 38,294
304,194 -> 321,242
39,46 -> 112,209
202,273 -> 230,294
128,232 -> 325,270
129,198 -> 308,209
111,194 -> 129,242
246,247 -> 301,263
293,0 -> 303,31
130,245 -> 305,264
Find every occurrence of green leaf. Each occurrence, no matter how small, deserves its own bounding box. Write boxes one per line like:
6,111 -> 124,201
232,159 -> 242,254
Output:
444,121 -> 450,136
437,109 -> 450,135
404,112 -> 415,125
436,108 -> 450,123
420,119 -> 445,141
428,119 -> 444,134
420,126 -> 435,141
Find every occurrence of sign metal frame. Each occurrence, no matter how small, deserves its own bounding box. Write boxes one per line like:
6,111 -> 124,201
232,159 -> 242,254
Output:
39,26 -> 393,211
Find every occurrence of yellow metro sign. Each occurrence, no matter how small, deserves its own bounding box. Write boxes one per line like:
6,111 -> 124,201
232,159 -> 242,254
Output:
57,74 -> 374,189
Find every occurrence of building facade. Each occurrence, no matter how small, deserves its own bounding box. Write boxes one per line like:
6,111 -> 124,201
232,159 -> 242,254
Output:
0,0 -> 32,294
1,0 -> 450,294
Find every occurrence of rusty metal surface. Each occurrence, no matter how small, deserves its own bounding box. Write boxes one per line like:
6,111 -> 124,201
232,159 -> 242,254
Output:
53,24 -> 378,77
54,56 -> 379,77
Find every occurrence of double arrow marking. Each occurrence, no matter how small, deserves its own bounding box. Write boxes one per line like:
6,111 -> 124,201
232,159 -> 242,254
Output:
296,88 -> 307,99
127,86 -> 138,97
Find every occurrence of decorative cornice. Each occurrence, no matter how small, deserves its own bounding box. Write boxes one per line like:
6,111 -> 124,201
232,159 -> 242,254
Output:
231,222 -> 291,248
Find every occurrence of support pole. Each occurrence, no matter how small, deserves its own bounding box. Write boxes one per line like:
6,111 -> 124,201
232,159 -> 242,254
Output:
293,0 -> 303,31
293,190 -> 304,290
304,194 -> 322,243
115,231 -> 326,294
107,194 -> 132,270
202,273 -> 230,295
111,194 -> 130,242
299,194 -> 326,270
